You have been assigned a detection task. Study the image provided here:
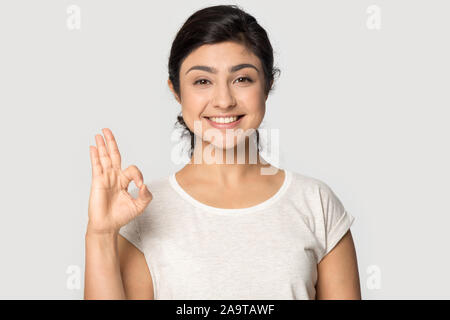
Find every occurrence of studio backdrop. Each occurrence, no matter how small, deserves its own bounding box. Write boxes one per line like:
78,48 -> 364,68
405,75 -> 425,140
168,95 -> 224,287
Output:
0,0 -> 449,299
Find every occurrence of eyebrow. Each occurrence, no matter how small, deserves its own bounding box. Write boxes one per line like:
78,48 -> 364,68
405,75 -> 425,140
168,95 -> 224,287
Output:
185,63 -> 259,75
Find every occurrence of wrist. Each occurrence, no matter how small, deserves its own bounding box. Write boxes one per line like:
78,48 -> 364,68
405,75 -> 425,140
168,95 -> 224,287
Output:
86,221 -> 119,237
85,228 -> 119,252
85,229 -> 120,261
85,227 -> 119,239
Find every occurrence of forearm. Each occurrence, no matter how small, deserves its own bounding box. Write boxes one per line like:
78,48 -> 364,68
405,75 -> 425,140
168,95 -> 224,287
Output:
84,230 -> 126,300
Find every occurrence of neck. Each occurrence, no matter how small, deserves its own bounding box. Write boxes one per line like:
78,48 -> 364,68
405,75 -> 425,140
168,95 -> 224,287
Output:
182,134 -> 275,185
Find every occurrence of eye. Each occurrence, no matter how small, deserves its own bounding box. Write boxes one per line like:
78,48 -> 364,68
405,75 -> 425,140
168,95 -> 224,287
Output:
235,77 -> 253,83
193,77 -> 253,86
193,79 -> 211,85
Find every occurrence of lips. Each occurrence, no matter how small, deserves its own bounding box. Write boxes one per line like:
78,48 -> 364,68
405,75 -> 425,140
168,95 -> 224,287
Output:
204,114 -> 245,129
204,115 -> 245,119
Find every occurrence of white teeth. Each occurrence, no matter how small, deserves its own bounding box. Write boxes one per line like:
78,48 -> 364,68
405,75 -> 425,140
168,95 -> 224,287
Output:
209,116 -> 238,124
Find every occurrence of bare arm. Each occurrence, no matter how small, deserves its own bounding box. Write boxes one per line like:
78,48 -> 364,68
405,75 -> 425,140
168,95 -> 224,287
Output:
315,230 -> 361,299
84,231 -> 154,300
117,234 -> 154,299
84,128 -> 153,300
84,230 -> 125,300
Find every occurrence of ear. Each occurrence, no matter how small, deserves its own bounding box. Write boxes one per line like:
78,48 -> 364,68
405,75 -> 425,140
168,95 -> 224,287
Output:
167,79 -> 181,104
265,79 -> 274,101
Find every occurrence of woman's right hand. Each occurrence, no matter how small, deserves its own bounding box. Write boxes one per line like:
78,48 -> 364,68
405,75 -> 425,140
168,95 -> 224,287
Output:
87,128 -> 153,235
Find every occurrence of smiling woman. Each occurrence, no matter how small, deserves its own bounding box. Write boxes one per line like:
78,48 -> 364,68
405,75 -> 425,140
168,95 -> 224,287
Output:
85,4 -> 360,301
169,39 -> 273,153
167,6 -> 280,158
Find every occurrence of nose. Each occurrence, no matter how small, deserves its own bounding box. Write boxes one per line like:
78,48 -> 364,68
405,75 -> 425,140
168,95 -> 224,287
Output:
211,81 -> 236,110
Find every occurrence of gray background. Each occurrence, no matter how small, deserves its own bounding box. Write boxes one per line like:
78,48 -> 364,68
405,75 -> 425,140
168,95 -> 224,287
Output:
0,0 -> 448,299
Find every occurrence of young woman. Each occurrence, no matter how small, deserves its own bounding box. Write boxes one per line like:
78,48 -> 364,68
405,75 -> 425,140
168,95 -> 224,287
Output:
84,5 -> 361,300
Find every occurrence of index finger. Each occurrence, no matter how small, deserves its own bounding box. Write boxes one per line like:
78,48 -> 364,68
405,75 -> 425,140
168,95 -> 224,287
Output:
101,128 -> 122,169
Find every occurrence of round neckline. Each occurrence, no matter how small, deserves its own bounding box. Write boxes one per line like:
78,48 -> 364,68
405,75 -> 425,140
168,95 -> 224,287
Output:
168,168 -> 292,215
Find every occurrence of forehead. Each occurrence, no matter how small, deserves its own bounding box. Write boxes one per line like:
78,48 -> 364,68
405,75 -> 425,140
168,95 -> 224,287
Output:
180,41 -> 261,73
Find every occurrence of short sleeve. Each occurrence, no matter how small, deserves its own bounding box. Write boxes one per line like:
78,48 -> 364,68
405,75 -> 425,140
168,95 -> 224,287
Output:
118,217 -> 144,252
316,182 -> 355,263
118,187 -> 144,252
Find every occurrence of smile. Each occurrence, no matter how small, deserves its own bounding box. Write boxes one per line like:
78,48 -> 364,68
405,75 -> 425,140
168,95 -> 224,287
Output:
204,115 -> 245,129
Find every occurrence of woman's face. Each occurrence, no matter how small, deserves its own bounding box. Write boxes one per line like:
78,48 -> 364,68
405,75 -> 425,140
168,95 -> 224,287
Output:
168,41 -> 270,150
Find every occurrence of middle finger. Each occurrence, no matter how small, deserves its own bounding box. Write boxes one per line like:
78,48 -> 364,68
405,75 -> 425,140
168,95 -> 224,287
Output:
102,128 -> 122,169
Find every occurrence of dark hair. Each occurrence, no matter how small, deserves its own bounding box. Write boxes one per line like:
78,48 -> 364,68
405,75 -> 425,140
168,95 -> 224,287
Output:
168,4 -> 281,158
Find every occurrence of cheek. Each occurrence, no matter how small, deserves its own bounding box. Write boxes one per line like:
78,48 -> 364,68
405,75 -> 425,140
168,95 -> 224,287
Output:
241,91 -> 266,118
239,84 -> 265,104
180,100 -> 208,136
181,94 -> 206,119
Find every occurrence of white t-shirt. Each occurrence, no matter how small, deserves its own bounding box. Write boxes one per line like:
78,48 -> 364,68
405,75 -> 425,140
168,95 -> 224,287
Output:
119,169 -> 355,300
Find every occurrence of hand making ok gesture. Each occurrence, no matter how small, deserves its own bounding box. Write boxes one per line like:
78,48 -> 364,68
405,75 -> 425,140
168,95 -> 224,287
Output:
87,128 -> 153,234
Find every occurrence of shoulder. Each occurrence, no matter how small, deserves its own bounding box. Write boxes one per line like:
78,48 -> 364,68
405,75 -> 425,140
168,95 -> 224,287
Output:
287,170 -> 338,199
284,169 -> 348,222
286,170 -> 355,260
